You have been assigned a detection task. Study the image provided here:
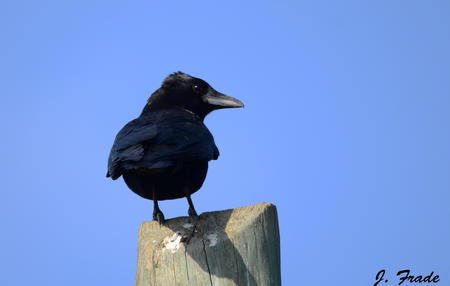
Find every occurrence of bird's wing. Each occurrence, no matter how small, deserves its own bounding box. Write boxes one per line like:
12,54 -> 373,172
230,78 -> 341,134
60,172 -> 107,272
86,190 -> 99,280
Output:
132,112 -> 219,171
107,119 -> 158,179
107,110 -> 219,180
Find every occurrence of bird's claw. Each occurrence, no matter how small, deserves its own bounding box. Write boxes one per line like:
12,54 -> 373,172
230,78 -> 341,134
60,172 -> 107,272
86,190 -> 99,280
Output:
153,211 -> 165,225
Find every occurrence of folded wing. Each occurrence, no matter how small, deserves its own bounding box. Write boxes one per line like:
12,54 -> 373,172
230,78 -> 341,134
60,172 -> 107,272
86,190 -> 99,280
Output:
107,110 -> 219,180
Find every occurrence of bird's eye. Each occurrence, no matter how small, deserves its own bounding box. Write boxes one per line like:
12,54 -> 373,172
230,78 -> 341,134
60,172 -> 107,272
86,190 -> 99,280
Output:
192,84 -> 201,94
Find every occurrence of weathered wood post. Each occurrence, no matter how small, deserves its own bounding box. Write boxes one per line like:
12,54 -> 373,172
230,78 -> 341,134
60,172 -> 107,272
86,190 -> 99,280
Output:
135,202 -> 281,286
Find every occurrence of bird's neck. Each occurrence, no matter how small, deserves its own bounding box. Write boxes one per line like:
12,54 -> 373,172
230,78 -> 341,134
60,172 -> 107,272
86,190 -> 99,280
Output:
141,104 -> 207,121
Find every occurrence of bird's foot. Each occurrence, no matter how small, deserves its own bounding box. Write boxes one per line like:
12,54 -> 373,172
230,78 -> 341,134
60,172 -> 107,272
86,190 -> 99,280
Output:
188,206 -> 198,218
153,211 -> 165,225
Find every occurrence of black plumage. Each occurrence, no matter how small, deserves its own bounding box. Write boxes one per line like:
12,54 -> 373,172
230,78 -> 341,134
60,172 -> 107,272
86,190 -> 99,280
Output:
107,72 -> 243,223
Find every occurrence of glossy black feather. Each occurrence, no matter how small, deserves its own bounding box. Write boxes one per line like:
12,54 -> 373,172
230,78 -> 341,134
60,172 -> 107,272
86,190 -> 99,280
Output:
107,109 -> 219,182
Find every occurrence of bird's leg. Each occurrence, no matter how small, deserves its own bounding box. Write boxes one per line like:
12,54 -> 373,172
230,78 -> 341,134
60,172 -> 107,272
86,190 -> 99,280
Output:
153,199 -> 165,225
152,186 -> 165,225
186,195 -> 198,218
184,193 -> 198,244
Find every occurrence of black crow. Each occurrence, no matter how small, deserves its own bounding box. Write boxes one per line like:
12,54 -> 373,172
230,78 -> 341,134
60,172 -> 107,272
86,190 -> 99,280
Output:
107,72 -> 244,224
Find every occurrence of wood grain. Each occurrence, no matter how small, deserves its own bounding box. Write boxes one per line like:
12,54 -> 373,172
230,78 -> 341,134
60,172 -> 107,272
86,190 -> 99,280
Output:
135,202 -> 281,286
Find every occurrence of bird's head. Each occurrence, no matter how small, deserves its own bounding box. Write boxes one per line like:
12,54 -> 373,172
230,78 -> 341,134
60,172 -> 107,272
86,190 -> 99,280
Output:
142,72 -> 244,119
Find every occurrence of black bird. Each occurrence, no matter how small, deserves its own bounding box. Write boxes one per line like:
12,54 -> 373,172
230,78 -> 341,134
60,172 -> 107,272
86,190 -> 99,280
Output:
106,72 -> 244,224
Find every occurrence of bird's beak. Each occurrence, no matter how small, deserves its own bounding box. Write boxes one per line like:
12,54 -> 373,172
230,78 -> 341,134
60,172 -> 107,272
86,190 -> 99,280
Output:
203,89 -> 244,108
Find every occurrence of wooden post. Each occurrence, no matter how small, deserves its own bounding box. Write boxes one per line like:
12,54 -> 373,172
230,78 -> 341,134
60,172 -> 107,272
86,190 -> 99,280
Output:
135,202 -> 281,286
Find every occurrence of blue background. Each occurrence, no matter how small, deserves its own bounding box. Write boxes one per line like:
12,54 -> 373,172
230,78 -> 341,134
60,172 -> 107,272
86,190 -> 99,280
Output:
2,1 -> 449,285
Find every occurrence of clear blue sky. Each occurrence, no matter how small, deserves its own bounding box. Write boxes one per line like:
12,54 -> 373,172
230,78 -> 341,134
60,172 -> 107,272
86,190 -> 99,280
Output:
1,1 -> 449,285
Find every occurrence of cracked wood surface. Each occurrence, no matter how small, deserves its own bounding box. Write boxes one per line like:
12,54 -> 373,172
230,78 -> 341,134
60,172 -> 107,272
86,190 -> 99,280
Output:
135,202 -> 281,286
